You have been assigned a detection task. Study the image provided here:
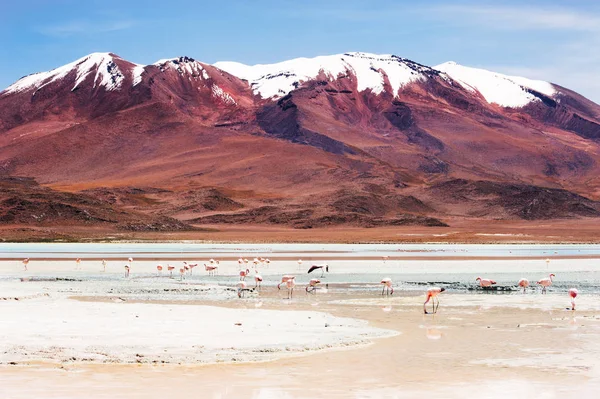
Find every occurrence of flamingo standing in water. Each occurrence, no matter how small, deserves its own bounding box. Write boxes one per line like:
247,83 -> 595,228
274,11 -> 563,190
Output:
237,281 -> 249,298
205,263 -> 218,276
285,278 -> 296,299
254,271 -> 263,289
124,265 -> 130,278
424,287 -> 446,314
167,264 -> 175,277
306,278 -> 321,293
569,288 -> 578,310
297,259 -> 303,271
184,262 -> 198,275
381,278 -> 394,296
156,265 -> 163,275
518,278 -> 529,293
101,259 -> 107,272
308,264 -> 329,277
382,256 -> 389,264
238,258 -> 244,270
476,277 -> 496,288
75,258 -> 82,270
278,275 -> 295,289
126,257 -> 133,274
537,273 -> 555,294
239,269 -> 250,281
264,259 -> 271,267
179,268 -> 186,281
22,258 -> 29,271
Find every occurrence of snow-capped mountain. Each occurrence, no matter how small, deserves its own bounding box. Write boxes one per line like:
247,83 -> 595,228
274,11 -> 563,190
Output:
2,51 -> 563,109
1,51 -> 600,230
4,53 -> 135,95
434,61 -> 556,108
214,52 -> 438,99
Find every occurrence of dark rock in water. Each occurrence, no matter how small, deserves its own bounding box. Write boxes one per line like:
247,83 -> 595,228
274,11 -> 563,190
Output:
20,277 -> 83,282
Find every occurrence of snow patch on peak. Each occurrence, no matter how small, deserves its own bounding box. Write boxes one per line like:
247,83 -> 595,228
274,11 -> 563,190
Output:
132,65 -> 145,87
434,62 -> 556,108
3,53 -> 126,95
214,52 -> 432,99
153,56 -> 210,79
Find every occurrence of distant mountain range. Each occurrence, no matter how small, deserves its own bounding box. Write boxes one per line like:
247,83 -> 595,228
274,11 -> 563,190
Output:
1,51 -> 600,234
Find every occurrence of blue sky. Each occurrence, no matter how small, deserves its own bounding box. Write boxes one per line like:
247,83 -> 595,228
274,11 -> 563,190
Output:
2,0 -> 600,102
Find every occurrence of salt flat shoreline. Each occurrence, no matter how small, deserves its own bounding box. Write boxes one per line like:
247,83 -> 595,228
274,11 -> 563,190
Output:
2,250 -> 600,398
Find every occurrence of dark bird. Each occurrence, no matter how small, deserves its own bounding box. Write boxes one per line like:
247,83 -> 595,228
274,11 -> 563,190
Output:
307,264 -> 329,277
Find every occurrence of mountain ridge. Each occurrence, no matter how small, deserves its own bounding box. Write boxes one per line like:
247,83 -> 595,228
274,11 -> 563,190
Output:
1,51 -> 600,238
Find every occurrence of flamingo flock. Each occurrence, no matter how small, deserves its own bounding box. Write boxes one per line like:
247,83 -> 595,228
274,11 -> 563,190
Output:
16,256 -> 582,312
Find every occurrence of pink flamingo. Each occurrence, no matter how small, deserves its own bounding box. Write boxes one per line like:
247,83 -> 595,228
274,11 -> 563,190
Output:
240,269 -> 250,281
382,256 -> 389,264
75,258 -> 82,270
569,288 -> 578,310
285,278 -> 296,299
254,271 -> 263,289
237,281 -> 249,298
167,264 -> 175,277
124,265 -> 130,278
518,278 -> 529,293
476,277 -> 496,288
22,258 -> 29,271
306,278 -> 321,293
308,264 -> 329,277
101,259 -> 107,272
297,259 -> 302,271
537,273 -> 555,294
238,258 -> 244,270
156,265 -> 163,275
205,263 -> 218,276
278,275 -> 296,289
381,278 -> 393,295
179,267 -> 186,281
264,258 -> 271,267
184,262 -> 198,275
424,287 -> 445,314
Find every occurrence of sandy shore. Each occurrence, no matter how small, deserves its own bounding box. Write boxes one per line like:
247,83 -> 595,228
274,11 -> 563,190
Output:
2,252 -> 600,398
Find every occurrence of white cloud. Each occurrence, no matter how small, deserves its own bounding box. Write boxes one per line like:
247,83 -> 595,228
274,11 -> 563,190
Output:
425,4 -> 600,32
37,20 -> 136,37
